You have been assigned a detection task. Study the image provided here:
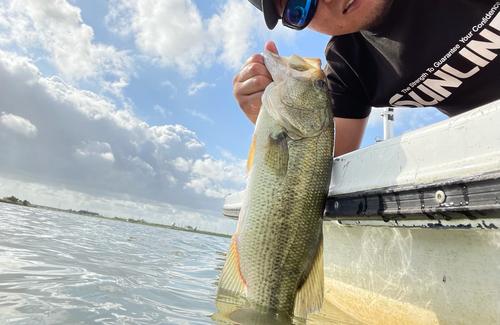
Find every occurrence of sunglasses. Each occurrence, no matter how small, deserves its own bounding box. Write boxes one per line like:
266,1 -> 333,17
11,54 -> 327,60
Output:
282,0 -> 319,30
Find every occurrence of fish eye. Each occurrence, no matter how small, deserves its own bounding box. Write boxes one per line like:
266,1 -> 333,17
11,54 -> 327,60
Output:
315,80 -> 326,89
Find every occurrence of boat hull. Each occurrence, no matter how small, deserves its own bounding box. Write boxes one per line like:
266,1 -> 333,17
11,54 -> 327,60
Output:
322,220 -> 499,324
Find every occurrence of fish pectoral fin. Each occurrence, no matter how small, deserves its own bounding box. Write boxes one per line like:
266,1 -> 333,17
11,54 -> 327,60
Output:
247,133 -> 256,174
218,236 -> 246,296
294,236 -> 324,319
265,131 -> 289,177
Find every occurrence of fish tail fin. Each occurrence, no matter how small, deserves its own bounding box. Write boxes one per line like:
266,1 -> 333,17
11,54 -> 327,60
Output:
294,235 -> 324,319
218,235 -> 247,296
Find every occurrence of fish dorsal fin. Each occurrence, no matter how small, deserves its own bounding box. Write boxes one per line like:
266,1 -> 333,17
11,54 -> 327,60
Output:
294,235 -> 324,319
247,133 -> 256,174
218,236 -> 247,296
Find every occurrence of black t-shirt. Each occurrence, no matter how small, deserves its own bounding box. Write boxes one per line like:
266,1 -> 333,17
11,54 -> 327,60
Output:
324,0 -> 500,118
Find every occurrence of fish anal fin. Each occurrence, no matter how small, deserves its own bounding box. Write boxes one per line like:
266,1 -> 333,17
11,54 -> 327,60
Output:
247,133 -> 256,174
265,131 -> 289,177
218,235 -> 247,296
294,236 -> 324,319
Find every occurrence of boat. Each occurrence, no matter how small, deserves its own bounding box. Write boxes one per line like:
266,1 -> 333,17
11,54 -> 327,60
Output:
221,100 -> 500,324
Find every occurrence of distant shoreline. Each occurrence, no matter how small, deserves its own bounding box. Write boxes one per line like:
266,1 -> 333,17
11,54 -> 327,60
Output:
90,214 -> 232,239
0,199 -> 231,239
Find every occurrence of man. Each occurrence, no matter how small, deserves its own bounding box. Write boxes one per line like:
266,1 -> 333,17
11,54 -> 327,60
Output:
233,0 -> 500,156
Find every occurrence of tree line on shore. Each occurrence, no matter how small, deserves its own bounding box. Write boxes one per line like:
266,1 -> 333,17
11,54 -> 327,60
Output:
0,196 -> 31,206
1,195 -> 100,216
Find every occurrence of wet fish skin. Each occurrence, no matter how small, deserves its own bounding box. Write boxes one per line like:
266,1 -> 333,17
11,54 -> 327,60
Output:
216,51 -> 334,321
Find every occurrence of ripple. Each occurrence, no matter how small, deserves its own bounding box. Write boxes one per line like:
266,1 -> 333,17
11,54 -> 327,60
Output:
0,203 -> 231,324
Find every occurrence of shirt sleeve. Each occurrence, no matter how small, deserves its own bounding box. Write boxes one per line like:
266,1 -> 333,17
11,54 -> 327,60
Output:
324,38 -> 372,119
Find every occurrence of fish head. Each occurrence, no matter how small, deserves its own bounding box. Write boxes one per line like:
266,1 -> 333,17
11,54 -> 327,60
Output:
262,51 -> 332,139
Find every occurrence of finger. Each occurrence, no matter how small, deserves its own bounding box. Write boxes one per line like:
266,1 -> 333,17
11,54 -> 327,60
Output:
235,74 -> 273,98
264,40 -> 279,55
239,62 -> 272,83
242,53 -> 265,69
234,54 -> 268,86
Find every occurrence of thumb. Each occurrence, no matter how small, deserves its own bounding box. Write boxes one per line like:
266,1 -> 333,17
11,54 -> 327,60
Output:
264,40 -> 279,55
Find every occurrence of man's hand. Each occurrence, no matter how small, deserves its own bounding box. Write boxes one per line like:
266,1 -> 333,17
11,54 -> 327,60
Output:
233,41 -> 279,124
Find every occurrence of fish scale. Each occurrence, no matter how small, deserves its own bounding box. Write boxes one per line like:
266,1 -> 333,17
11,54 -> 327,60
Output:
215,51 -> 334,322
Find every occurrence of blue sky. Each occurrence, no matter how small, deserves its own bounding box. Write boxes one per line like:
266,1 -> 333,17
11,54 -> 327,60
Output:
0,0 -> 447,234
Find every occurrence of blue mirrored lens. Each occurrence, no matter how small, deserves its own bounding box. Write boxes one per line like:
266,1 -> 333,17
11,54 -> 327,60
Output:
284,0 -> 313,27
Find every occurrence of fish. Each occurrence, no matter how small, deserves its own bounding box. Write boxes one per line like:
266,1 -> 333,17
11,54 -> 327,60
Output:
214,51 -> 334,322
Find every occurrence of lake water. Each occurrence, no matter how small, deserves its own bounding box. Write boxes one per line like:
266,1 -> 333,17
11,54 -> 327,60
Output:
0,203 -> 230,324
0,203 -> 362,325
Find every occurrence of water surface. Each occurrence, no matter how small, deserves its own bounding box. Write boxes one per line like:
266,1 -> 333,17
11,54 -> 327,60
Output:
0,203 -> 362,325
0,203 -> 228,324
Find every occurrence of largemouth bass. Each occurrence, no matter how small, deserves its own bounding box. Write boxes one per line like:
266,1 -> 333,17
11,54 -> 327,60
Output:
216,51 -> 334,322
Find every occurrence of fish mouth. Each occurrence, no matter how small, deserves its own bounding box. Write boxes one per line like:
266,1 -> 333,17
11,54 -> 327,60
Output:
261,51 -> 288,84
262,51 -> 321,84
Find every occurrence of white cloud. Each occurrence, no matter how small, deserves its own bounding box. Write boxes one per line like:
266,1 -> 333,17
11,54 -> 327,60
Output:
153,104 -> 170,118
149,124 -> 205,152
185,175 -> 242,199
207,0 -> 260,69
104,0 -> 286,77
218,146 -> 238,161
1,112 -> 38,138
186,109 -> 214,123
161,80 -> 177,98
106,0 -> 211,77
0,50 -> 246,214
74,141 -> 115,163
172,157 -> 192,172
0,0 -> 133,93
191,156 -> 246,184
187,81 -> 215,96
125,156 -> 156,177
